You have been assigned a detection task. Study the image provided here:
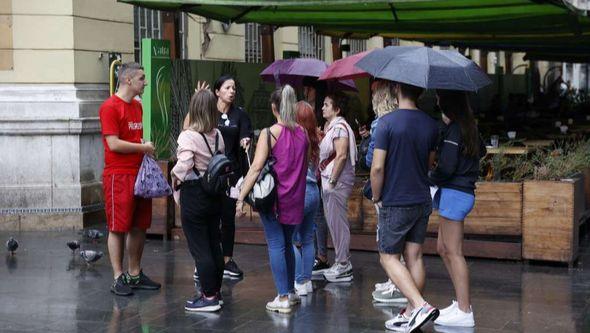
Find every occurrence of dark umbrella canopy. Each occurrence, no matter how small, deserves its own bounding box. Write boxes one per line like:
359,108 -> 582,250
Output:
355,46 -> 491,92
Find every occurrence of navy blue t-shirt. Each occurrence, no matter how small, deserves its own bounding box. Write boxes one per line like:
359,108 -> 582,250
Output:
374,109 -> 438,206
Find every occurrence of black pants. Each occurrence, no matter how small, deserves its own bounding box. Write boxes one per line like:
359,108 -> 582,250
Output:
180,181 -> 223,297
221,194 -> 237,258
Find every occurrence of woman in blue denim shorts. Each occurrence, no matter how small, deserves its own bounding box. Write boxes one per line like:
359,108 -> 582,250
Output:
429,89 -> 486,328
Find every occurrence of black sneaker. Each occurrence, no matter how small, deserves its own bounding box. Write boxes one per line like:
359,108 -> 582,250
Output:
223,259 -> 243,278
126,270 -> 161,290
185,295 -> 221,312
407,302 -> 439,333
111,274 -> 133,296
312,258 -> 330,277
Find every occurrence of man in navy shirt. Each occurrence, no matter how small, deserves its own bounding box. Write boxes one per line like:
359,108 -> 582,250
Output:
370,82 -> 440,332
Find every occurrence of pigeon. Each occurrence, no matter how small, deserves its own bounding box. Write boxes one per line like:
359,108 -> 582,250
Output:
80,250 -> 103,265
81,229 -> 104,241
66,240 -> 80,253
5,237 -> 18,255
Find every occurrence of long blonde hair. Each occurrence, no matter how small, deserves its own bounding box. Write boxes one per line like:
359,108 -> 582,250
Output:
187,90 -> 217,133
372,81 -> 398,117
270,84 -> 298,129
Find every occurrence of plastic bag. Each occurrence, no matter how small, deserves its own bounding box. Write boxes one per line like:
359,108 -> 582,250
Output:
134,155 -> 173,198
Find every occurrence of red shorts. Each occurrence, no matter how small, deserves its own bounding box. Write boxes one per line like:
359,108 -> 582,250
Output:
103,173 -> 152,232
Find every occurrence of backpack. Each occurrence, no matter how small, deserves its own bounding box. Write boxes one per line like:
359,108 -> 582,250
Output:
195,131 -> 233,195
244,128 -> 277,213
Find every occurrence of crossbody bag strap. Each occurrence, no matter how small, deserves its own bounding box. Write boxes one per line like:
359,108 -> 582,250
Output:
199,132 -> 215,156
266,127 -> 273,157
214,130 -> 219,153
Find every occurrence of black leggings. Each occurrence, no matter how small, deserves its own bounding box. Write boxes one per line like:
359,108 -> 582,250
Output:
180,182 -> 223,297
221,195 -> 237,258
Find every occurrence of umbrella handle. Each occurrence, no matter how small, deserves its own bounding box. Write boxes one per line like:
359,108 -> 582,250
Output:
245,149 -> 252,168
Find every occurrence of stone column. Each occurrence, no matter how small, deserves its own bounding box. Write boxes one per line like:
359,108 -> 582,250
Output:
0,0 -> 134,230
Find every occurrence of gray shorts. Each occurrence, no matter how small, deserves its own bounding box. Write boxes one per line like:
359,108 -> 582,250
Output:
377,202 -> 432,254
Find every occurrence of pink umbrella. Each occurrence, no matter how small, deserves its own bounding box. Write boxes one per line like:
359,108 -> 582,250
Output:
318,50 -> 373,81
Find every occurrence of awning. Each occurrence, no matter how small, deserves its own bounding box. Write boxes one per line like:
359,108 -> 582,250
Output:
119,0 -> 590,58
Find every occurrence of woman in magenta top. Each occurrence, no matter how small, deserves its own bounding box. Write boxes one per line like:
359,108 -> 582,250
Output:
237,84 -> 308,314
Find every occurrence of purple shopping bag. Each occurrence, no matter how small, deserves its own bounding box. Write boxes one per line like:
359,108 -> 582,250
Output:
134,155 -> 173,198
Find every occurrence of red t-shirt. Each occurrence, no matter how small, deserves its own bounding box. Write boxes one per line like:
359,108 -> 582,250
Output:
99,95 -> 144,175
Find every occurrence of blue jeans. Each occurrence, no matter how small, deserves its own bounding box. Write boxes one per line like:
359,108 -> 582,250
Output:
260,212 -> 296,296
314,200 -> 328,258
293,182 -> 320,284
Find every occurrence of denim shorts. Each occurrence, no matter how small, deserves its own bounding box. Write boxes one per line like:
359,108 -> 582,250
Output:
377,202 -> 432,254
433,188 -> 475,222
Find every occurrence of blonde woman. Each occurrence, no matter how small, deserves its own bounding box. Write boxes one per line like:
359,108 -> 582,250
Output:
236,85 -> 309,313
365,79 -> 398,167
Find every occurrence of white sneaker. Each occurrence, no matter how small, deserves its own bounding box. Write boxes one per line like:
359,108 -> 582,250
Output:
323,262 -> 353,282
288,292 -> 301,305
434,306 -> 475,327
372,285 -> 408,303
266,295 -> 291,314
294,282 -> 308,296
434,326 -> 475,333
305,280 -> 313,293
385,309 -> 410,331
374,279 -> 393,292
438,300 -> 458,317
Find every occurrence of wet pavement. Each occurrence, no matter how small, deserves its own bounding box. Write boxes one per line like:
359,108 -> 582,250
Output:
1,229 -> 589,333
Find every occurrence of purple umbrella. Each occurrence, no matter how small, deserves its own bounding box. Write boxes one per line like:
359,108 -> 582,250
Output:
260,58 -> 357,91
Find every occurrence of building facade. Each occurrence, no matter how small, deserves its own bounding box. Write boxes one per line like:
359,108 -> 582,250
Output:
0,0 -> 134,230
0,0 -> 570,231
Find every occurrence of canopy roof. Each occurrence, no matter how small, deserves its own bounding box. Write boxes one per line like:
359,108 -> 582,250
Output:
120,0 -> 590,58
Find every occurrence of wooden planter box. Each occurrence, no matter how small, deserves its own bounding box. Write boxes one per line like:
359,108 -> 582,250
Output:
427,182 -> 523,237
348,179 -> 364,232
423,182 -> 523,260
356,182 -> 524,259
523,176 -> 585,266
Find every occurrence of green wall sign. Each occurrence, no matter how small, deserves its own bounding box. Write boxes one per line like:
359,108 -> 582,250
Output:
141,38 -> 171,160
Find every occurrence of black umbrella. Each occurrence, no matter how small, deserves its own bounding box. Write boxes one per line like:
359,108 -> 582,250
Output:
355,46 -> 491,92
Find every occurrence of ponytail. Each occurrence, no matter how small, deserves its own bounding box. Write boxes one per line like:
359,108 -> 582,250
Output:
270,84 -> 297,129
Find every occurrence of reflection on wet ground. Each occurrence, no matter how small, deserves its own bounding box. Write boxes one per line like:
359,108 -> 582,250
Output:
1,230 -> 589,332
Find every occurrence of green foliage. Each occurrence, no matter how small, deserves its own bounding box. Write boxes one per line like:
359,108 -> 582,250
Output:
482,139 -> 590,182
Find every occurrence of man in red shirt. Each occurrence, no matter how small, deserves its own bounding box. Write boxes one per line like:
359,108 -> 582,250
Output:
100,62 -> 161,296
